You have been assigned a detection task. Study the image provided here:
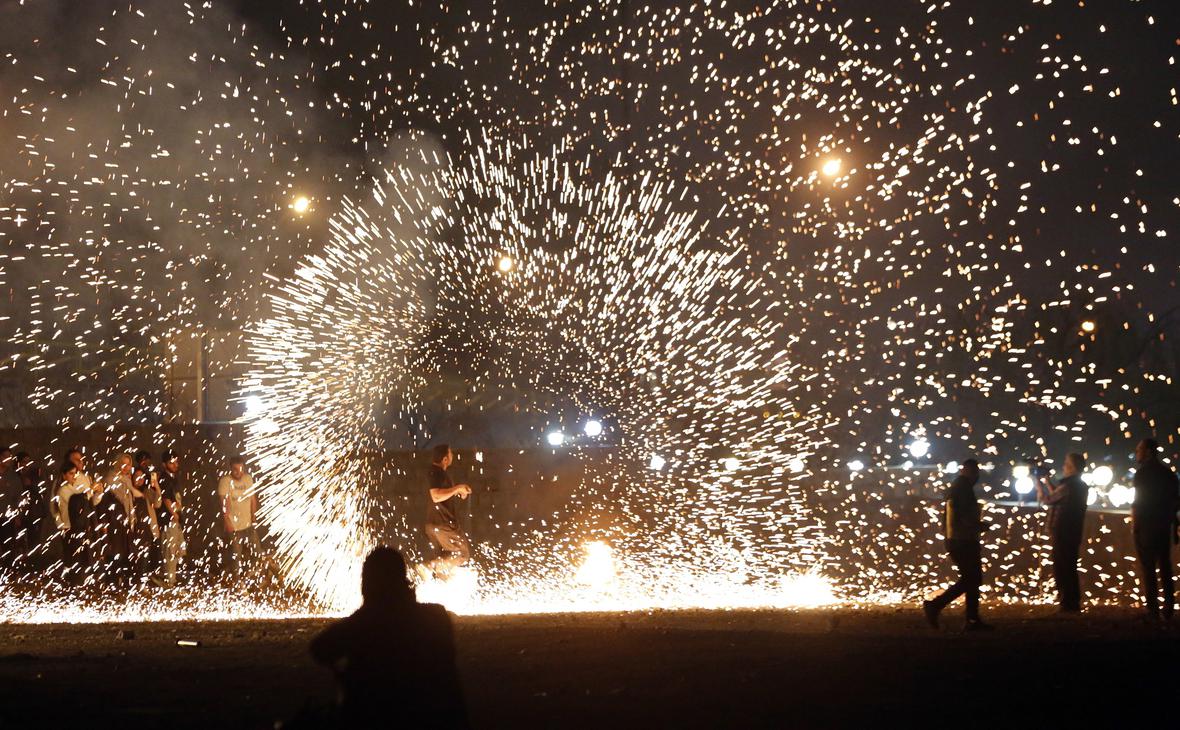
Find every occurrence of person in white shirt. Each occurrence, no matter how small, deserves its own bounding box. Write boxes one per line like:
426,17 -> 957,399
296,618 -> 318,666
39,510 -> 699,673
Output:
51,450 -> 101,585
217,455 -> 260,579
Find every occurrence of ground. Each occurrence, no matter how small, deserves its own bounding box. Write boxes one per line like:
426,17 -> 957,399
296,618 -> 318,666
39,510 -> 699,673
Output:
1,605 -> 1176,728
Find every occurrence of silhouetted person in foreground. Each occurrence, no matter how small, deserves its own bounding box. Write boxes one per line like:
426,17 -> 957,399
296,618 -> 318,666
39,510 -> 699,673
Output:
1037,452 -> 1090,613
311,547 -> 469,729
1131,438 -> 1180,620
923,459 -> 993,630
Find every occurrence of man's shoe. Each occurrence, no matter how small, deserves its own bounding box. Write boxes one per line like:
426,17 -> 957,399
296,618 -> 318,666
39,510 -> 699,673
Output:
964,619 -> 995,632
922,600 -> 940,629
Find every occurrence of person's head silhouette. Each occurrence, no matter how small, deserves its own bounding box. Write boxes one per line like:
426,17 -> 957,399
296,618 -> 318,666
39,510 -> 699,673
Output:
361,546 -> 415,605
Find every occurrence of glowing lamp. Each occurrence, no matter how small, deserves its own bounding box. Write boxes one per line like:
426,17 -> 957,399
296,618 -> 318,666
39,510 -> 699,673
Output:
722,457 -> 740,472
1014,476 -> 1036,496
546,431 -> 565,447
1080,320 -> 1096,333
821,158 -> 842,177
649,454 -> 666,471
1089,465 -> 1114,487
908,438 -> 931,459
291,195 -> 311,214
847,459 -> 865,473
497,255 -> 514,273
583,419 -> 603,437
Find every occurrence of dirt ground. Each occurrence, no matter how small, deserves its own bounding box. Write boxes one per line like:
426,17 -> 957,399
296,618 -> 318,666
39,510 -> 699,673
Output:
1,605 -> 1177,729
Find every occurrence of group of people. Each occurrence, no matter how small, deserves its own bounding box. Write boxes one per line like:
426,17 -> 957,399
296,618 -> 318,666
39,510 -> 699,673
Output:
0,446 -> 263,589
924,437 -> 1180,629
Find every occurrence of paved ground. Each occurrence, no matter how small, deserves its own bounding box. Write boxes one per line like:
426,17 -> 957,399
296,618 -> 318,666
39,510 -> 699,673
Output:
0,605 -> 1176,728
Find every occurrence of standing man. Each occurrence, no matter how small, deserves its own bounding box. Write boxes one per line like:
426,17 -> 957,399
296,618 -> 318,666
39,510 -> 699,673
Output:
130,450 -> 161,582
95,454 -> 136,588
155,449 -> 186,588
1036,453 -> 1090,613
923,459 -> 993,630
0,448 -> 24,572
417,444 -> 472,581
217,455 -> 260,580
1131,438 -> 1180,620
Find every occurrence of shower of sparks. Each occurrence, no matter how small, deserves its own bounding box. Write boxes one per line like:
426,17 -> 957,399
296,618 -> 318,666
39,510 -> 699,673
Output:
1,0 -> 1178,619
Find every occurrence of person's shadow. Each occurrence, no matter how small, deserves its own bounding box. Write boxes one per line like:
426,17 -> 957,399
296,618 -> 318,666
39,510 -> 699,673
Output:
286,547 -> 469,729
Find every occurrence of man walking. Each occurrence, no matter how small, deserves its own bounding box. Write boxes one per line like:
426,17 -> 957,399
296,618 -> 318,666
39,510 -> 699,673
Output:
417,444 -> 472,581
1037,453 -> 1090,612
218,455 -> 260,580
923,459 -> 993,630
1131,438 -> 1180,620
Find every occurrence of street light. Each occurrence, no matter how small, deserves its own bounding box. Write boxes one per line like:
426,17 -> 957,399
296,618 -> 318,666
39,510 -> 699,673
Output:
821,158 -> 842,177
291,195 -> 311,214
583,419 -> 603,437
497,255 -> 515,273
1080,319 -> 1096,334
908,438 -> 931,459
546,431 -> 565,447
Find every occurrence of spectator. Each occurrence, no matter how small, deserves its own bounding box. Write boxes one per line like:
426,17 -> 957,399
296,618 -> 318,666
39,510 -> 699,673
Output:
95,454 -> 136,587
15,452 -> 46,567
155,449 -> 186,588
217,455 -> 261,580
310,546 -> 469,729
1131,438 -> 1180,620
1036,453 -> 1090,613
51,452 -> 101,586
0,447 -> 23,571
130,450 -> 161,582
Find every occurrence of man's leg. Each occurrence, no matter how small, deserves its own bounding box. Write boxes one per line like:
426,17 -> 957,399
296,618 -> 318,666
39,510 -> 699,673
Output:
928,541 -> 969,613
1159,540 -> 1174,619
229,530 -> 245,578
1136,532 -> 1159,615
960,541 -> 983,622
423,525 -> 470,578
162,523 -> 180,587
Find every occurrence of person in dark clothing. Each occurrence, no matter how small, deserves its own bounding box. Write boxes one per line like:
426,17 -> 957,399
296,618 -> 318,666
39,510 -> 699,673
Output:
130,450 -> 161,582
94,454 -> 136,588
310,546 -> 469,729
0,448 -> 24,571
155,449 -> 185,587
15,453 -> 46,569
923,459 -> 994,630
1131,438 -> 1180,619
417,444 -> 472,581
1037,453 -> 1090,612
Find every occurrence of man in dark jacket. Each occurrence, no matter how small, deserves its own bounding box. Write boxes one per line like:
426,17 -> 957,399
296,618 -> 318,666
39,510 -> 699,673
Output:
1037,453 -> 1090,612
311,547 -> 469,729
923,459 -> 993,630
1131,438 -> 1180,619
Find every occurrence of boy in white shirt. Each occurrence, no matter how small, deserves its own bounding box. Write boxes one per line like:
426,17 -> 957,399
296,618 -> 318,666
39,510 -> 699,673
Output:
217,455 -> 260,579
